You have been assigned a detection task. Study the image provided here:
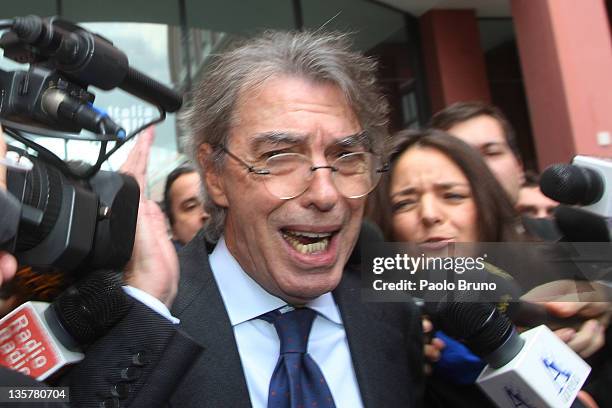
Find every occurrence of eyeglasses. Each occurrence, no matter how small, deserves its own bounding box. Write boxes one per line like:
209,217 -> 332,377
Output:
222,147 -> 388,200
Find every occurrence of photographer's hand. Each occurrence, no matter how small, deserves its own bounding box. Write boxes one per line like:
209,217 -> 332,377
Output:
120,128 -> 179,308
0,125 -> 18,286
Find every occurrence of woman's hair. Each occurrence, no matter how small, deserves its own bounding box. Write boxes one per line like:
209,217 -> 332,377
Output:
370,128 -> 523,242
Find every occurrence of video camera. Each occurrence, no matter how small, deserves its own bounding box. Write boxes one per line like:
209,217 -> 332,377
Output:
0,15 -> 182,273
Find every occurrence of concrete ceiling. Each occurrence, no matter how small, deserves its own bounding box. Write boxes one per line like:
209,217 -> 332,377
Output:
375,0 -> 511,17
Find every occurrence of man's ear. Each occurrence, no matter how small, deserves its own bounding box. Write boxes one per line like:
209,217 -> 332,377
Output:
198,143 -> 229,208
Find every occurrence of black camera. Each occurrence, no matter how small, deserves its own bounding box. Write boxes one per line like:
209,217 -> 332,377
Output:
2,146 -> 139,273
0,15 -> 182,273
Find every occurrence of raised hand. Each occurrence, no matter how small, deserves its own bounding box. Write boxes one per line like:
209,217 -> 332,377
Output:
119,127 -> 179,308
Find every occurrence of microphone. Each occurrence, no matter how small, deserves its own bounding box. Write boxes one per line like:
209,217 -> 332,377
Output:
437,268 -> 587,329
540,156 -> 611,220
541,164 -> 603,206
0,271 -> 132,380
431,302 -> 591,408
11,15 -> 182,112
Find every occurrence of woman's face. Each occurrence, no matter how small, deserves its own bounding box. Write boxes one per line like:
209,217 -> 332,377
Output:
390,146 -> 479,246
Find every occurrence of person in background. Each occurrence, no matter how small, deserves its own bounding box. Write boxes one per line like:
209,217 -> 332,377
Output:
430,101 -> 525,204
376,129 -> 608,408
163,164 -> 209,249
429,101 -> 565,241
516,170 -> 559,219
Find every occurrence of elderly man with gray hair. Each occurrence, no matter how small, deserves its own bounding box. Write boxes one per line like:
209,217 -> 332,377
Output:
71,30 -> 425,407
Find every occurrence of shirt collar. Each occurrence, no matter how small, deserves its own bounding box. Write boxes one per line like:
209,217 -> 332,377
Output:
209,236 -> 343,326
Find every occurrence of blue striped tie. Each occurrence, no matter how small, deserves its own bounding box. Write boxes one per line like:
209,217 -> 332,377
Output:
260,308 -> 336,408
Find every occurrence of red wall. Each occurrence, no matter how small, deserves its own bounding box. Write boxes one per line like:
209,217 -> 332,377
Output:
419,10 -> 491,113
512,0 -> 612,166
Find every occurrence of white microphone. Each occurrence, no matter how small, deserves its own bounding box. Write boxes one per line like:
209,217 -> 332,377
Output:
0,272 -> 131,381
432,302 -> 591,408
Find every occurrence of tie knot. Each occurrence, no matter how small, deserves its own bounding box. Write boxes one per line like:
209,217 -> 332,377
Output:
261,308 -> 316,354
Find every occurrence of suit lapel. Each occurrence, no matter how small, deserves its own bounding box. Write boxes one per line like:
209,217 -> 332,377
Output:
170,234 -> 251,407
334,269 -> 418,408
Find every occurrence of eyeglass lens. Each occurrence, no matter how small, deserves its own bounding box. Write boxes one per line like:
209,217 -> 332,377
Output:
262,152 -> 382,199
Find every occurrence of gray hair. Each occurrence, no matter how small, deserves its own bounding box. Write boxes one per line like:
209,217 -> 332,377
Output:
181,30 -> 390,243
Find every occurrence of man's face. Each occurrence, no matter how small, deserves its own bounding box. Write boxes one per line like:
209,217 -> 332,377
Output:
446,115 -> 524,203
516,186 -> 559,219
170,172 -> 209,245
203,76 -> 365,304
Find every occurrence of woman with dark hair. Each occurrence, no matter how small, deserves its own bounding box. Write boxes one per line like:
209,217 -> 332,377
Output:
371,129 -> 606,408
374,128 -> 524,244
371,129 -> 530,407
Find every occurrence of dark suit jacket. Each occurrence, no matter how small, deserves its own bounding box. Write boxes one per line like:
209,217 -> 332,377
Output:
64,296 -> 203,407
168,232 -> 424,407
65,231 -> 423,407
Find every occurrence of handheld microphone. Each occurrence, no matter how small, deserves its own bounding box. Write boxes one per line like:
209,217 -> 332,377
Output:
541,164 -> 603,206
442,268 -> 587,329
0,271 -> 132,380
432,302 -> 591,408
540,156 -> 612,220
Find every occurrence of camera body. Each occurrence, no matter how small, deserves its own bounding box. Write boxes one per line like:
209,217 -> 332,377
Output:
0,15 -> 170,274
2,147 -> 139,273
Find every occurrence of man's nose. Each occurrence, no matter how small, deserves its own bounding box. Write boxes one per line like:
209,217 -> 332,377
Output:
300,165 -> 341,212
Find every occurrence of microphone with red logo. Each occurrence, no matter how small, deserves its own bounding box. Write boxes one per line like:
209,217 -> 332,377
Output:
0,271 -> 131,380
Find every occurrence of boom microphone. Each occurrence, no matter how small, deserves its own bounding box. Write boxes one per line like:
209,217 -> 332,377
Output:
432,302 -> 591,408
9,15 -> 182,113
0,272 -> 132,380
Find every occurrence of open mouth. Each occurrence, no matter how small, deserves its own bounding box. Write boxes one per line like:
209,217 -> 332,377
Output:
281,229 -> 335,254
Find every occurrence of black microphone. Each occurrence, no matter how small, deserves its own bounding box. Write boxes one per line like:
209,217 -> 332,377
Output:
430,302 -> 521,367
436,268 -> 587,329
540,163 -> 604,206
554,205 -> 610,242
0,271 -> 132,380
11,15 -> 182,112
49,271 -> 132,346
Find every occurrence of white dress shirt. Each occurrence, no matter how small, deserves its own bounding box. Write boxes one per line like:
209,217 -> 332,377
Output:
209,237 -> 364,408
